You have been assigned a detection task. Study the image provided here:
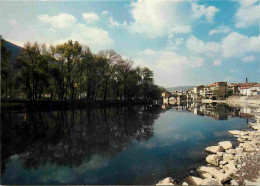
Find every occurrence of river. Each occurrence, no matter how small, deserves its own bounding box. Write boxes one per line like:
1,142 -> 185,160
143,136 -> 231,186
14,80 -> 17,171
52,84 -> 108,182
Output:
0,102 -> 256,184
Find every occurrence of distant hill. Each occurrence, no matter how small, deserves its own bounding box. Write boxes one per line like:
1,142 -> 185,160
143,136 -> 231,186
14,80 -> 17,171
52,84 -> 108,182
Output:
4,40 -> 23,74
167,86 -> 194,91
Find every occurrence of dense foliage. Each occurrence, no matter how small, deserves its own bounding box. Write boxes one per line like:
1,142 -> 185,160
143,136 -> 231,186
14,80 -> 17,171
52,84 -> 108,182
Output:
1,39 -> 165,101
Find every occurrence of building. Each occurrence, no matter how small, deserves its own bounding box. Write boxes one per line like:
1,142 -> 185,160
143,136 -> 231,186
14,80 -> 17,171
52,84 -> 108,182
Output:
201,82 -> 227,99
162,92 -> 171,98
249,84 -> 260,95
193,85 -> 204,100
186,88 -> 194,101
171,90 -> 185,96
237,83 -> 258,95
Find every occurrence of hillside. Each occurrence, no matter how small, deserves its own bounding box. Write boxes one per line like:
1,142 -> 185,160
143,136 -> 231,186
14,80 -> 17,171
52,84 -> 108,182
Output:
4,40 -> 23,74
167,86 -> 194,91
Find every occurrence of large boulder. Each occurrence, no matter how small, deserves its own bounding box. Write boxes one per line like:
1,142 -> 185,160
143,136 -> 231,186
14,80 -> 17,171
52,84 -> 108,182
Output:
223,162 -> 238,174
200,173 -> 212,179
197,166 -> 231,183
223,153 -> 234,162
205,146 -> 224,153
201,178 -> 220,185
225,149 -> 236,154
239,143 -> 255,152
156,177 -> 175,185
228,130 -> 241,135
252,125 -> 260,130
206,154 -> 219,166
218,141 -> 232,150
185,176 -> 203,185
216,152 -> 224,157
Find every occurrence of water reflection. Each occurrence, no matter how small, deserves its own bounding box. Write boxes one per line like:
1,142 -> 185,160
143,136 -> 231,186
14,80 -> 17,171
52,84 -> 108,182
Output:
162,102 -> 255,121
1,103 -> 256,184
1,105 -> 162,178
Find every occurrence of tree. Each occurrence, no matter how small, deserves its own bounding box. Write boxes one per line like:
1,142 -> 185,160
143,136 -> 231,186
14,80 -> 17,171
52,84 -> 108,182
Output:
51,40 -> 82,100
16,42 -> 49,100
10,39 -> 164,102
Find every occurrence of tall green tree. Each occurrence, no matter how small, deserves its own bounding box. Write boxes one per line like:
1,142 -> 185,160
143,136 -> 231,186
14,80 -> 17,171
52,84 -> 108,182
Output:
16,42 -> 49,99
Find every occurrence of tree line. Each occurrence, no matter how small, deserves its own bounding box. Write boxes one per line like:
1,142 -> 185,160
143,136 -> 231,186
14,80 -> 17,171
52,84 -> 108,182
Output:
1,39 -> 166,101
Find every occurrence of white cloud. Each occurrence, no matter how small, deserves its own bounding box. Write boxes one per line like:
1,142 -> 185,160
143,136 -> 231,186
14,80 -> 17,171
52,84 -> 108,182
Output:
101,10 -> 109,15
8,19 -> 19,27
213,60 -> 222,66
82,12 -> 99,22
235,0 -> 260,28
167,37 -> 184,50
222,32 -> 260,57
209,26 -> 231,35
191,3 -> 219,23
53,23 -> 113,52
141,49 -> 157,55
236,0 -> 260,8
109,17 -> 127,28
187,32 -> 260,58
134,49 -> 204,86
186,35 -> 221,56
38,13 -> 77,28
128,0 -> 219,38
242,55 -> 256,62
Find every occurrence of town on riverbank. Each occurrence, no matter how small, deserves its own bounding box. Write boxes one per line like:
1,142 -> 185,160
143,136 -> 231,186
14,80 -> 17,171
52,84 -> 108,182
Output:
162,80 -> 260,105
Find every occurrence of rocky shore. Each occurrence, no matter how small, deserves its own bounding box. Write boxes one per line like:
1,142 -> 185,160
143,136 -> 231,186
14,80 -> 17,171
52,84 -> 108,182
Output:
157,108 -> 260,185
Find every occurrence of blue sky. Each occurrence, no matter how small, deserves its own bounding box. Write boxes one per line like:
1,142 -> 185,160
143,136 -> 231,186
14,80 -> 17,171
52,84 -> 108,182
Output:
1,0 -> 260,87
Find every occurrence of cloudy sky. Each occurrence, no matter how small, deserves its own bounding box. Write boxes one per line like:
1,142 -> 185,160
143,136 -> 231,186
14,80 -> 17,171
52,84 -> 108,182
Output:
1,0 -> 260,87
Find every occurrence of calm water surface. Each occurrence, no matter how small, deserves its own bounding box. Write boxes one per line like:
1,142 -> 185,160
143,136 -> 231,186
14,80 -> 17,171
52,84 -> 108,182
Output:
0,103 -> 255,184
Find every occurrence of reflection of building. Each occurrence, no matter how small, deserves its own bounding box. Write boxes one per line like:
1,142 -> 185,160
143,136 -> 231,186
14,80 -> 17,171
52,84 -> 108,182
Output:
185,102 -> 228,120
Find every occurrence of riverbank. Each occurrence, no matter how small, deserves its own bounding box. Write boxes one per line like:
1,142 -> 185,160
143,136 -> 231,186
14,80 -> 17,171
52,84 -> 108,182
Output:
157,105 -> 260,185
227,95 -> 260,105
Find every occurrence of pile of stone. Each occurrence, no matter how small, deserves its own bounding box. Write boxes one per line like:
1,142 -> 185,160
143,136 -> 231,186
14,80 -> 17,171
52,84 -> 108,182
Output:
156,112 -> 260,185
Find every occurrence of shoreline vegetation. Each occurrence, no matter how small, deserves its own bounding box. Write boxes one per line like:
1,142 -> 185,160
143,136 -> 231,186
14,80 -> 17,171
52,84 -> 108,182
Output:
1,38 -> 166,103
156,104 -> 260,185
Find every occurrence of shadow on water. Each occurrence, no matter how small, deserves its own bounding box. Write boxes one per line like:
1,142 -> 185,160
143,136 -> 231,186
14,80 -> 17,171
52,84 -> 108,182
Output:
0,105 -> 163,180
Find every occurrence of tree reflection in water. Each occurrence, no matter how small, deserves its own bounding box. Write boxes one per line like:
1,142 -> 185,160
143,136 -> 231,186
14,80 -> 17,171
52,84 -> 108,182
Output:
1,105 -> 163,176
